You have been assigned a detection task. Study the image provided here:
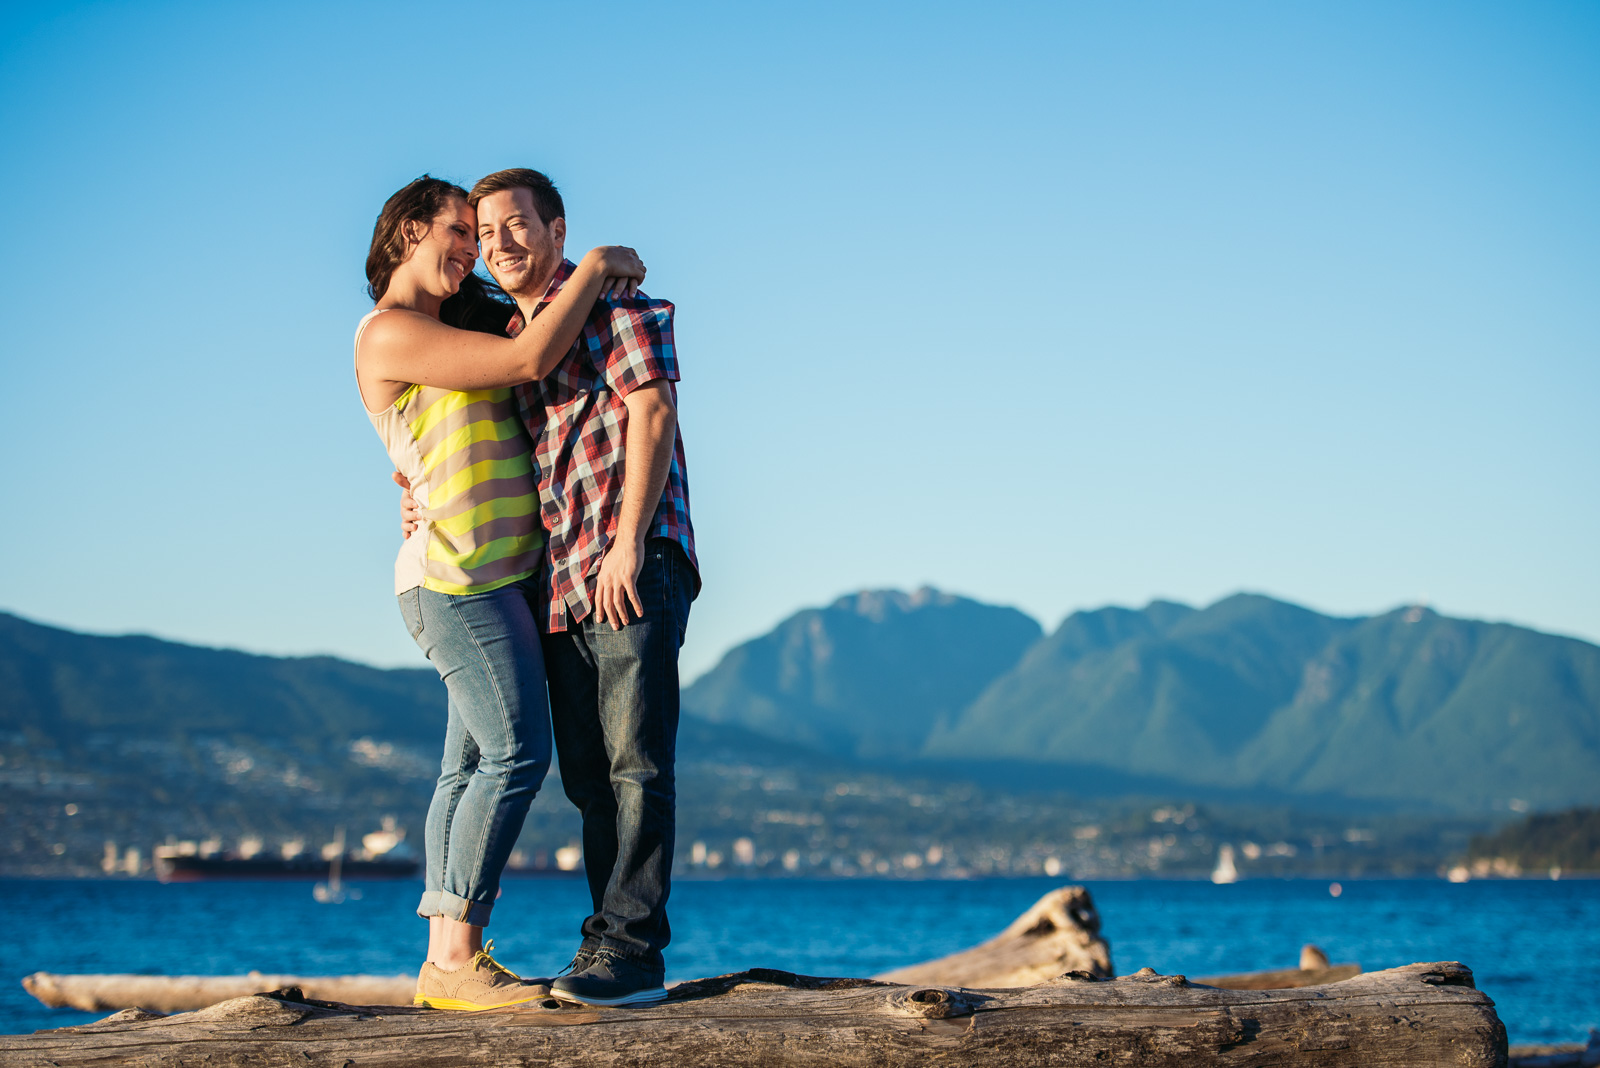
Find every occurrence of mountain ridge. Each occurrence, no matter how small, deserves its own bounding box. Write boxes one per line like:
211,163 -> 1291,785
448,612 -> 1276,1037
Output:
681,587 -> 1042,760
7,587 -> 1597,819
685,591 -> 1600,813
12,607 -> 1481,883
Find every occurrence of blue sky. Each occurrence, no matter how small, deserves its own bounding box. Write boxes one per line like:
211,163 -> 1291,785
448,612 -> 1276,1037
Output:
1,0 -> 1596,680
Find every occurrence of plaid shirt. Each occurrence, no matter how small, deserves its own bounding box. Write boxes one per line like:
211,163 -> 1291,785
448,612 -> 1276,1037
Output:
507,260 -> 699,633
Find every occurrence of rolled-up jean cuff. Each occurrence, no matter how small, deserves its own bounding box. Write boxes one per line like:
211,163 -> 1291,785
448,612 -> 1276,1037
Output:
437,889 -> 493,927
416,889 -> 443,919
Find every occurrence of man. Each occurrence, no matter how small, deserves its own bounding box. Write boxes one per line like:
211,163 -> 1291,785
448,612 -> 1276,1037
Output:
403,168 -> 697,1006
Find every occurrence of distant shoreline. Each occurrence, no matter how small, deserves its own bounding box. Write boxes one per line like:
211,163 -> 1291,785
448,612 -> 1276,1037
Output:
3,871 -> 1598,883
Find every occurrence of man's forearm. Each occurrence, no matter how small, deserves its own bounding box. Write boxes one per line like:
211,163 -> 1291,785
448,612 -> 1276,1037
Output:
615,386 -> 677,548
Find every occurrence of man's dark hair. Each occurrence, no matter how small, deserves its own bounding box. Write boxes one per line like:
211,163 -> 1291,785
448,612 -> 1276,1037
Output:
469,168 -> 565,226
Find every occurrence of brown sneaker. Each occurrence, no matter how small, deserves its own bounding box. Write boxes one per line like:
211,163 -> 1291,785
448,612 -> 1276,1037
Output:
413,941 -> 549,1011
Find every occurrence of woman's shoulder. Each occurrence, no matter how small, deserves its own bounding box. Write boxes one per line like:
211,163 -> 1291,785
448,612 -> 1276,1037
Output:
357,306 -> 437,347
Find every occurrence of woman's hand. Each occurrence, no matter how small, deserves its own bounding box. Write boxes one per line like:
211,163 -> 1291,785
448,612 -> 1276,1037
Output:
582,245 -> 645,299
393,470 -> 420,539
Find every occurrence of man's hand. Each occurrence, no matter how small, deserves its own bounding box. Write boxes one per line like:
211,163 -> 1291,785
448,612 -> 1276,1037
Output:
593,537 -> 644,630
393,471 -> 421,539
591,381 -> 677,630
601,276 -> 641,300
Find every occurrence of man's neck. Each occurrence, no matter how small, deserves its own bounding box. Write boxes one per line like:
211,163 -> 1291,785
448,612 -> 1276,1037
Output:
510,289 -> 543,322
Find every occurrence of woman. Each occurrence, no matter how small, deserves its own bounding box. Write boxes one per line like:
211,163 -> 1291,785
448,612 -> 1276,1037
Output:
354,175 -> 644,1011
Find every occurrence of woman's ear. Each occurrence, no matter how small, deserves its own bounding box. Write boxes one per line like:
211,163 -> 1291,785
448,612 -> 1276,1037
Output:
401,218 -> 426,246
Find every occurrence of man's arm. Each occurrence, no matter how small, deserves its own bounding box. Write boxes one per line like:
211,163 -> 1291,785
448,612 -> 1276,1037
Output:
593,381 -> 677,629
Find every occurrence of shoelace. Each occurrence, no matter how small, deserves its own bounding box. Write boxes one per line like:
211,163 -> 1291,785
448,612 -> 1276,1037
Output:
471,939 -> 523,981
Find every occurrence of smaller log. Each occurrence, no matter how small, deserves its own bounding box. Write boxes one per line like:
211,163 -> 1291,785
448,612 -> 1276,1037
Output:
1508,1029 -> 1600,1068
875,885 -> 1112,987
1195,945 -> 1361,990
21,971 -> 415,1013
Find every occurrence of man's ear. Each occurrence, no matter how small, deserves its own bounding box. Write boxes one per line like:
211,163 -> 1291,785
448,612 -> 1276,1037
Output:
549,216 -> 567,251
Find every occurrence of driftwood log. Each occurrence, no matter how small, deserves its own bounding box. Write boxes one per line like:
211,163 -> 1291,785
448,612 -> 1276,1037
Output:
19,945 -> 1358,1015
19,887 -> 1361,1015
22,886 -> 1115,1015
22,971 -> 416,1013
876,885 -> 1113,987
1506,1029 -> 1600,1068
3,962 -> 1506,1067
1196,944 -> 1362,990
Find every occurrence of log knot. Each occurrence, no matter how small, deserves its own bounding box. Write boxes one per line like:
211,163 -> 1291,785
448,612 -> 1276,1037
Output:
889,987 -> 987,1019
1120,967 -> 1190,987
97,1008 -> 167,1025
189,994 -> 316,1028
1415,963 -> 1477,989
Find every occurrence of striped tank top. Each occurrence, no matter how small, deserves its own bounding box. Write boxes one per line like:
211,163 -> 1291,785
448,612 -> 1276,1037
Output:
355,309 -> 544,596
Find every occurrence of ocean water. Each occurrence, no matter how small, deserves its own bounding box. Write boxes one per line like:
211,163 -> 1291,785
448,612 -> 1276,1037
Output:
1,876 -> 1595,1044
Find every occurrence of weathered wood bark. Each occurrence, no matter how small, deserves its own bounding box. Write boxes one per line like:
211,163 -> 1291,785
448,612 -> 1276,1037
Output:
875,885 -> 1113,987
3,962 -> 1506,1067
22,971 -> 416,1013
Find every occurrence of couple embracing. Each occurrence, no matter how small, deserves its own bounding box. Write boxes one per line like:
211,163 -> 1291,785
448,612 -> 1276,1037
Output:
353,169 -> 697,1009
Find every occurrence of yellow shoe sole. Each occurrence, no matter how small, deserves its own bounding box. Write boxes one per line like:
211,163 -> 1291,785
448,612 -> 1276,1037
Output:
413,992 -> 548,1011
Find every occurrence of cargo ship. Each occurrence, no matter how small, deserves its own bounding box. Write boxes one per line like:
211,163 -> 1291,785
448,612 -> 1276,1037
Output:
154,823 -> 418,883
154,852 -> 419,882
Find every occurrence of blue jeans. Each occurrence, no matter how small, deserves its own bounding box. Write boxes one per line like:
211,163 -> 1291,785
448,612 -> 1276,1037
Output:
400,578 -> 551,927
543,539 -> 694,971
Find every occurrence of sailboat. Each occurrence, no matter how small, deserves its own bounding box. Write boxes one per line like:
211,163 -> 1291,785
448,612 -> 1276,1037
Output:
313,828 -> 349,903
1211,843 -> 1239,885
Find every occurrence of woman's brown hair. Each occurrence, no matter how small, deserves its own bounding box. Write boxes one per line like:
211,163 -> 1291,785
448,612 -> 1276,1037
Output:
365,175 -> 513,335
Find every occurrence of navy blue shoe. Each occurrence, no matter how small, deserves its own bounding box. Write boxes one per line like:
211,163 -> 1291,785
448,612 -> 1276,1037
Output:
550,952 -> 667,1007
557,944 -> 599,977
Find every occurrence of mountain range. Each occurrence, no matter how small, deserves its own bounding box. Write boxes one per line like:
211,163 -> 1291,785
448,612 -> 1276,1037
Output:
681,588 -> 1042,760
684,591 -> 1600,812
24,607 -> 1431,882
4,588 -> 1596,879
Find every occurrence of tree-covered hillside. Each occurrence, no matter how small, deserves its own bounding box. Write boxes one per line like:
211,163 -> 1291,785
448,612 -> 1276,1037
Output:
0,609 -> 1510,879
695,592 -> 1600,812
1466,808 -> 1600,872
683,588 -> 1042,760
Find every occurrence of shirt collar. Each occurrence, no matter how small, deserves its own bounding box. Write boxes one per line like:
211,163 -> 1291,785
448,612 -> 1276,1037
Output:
537,259 -> 579,305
